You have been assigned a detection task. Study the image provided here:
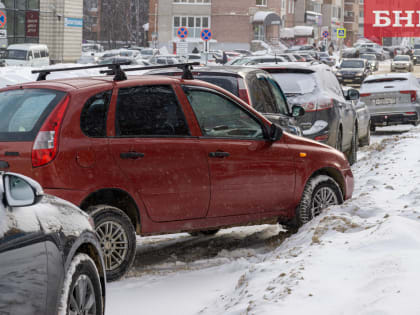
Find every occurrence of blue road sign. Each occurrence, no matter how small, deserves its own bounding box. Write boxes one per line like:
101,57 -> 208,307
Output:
201,28 -> 212,41
177,27 -> 188,39
0,11 -> 6,28
337,28 -> 346,38
322,30 -> 329,38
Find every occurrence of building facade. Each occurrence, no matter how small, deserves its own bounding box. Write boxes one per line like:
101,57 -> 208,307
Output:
343,0 -> 358,45
0,0 -> 83,62
321,0 -> 343,44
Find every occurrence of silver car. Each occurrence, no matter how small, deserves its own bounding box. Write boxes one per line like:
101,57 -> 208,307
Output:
391,55 -> 413,72
360,73 -> 420,131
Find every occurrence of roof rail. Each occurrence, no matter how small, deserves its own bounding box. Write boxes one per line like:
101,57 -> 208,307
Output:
99,62 -> 200,80
31,62 -> 200,82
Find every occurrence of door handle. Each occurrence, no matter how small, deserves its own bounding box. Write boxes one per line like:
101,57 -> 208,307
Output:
120,152 -> 145,159
209,151 -> 230,158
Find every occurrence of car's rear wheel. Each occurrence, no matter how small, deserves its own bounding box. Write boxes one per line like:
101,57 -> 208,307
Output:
347,127 -> 358,165
89,205 -> 136,282
58,253 -> 103,315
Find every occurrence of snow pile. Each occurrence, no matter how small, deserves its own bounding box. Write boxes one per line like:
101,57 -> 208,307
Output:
107,125 -> 420,315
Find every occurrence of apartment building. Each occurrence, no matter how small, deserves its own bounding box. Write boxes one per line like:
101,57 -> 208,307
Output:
344,0 -> 358,45
358,0 -> 363,39
148,0 -> 284,51
322,0 -> 344,43
294,0 -> 323,40
0,0 -> 83,62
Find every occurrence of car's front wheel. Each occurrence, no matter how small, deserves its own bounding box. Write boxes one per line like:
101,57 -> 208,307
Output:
89,205 -> 136,282
58,253 -> 103,315
347,127 -> 358,165
360,121 -> 371,146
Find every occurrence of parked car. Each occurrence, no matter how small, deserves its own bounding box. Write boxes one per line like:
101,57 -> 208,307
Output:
360,73 -> 420,130
229,55 -> 287,66
0,63 -> 354,280
360,53 -> 379,71
261,63 -> 360,164
0,172 -> 105,314
147,65 -> 304,135
77,54 -> 99,64
335,58 -> 371,86
342,86 -> 371,146
317,52 -> 336,66
358,47 -> 386,61
412,49 -> 420,65
98,56 -> 140,65
3,44 -> 50,67
391,55 -> 413,72
149,55 -> 179,65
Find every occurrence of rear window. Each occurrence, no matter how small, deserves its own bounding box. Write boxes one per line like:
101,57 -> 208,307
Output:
0,89 -> 65,141
5,49 -> 27,60
271,73 -> 317,95
195,76 -> 239,96
363,77 -> 408,84
394,55 -> 410,61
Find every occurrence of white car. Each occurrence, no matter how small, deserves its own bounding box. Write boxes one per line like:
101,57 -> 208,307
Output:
391,55 -> 413,72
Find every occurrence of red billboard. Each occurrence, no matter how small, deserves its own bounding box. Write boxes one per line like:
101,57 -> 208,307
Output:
26,11 -> 39,37
364,0 -> 420,44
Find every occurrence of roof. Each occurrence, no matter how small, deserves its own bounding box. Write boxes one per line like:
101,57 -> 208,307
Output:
7,43 -> 48,50
252,11 -> 281,25
147,65 -> 265,78
364,72 -> 413,82
256,62 -> 326,73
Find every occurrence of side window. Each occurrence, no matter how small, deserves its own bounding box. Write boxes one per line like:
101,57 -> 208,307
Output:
40,50 -> 46,58
184,87 -> 264,139
116,85 -> 189,137
27,50 -> 33,59
34,50 -> 41,58
265,75 -> 290,115
80,90 -> 112,137
247,74 -> 277,114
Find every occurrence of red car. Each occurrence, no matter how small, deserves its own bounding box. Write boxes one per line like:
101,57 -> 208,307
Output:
0,64 -> 353,281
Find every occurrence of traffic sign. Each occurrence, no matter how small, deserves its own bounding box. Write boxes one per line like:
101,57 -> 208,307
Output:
177,27 -> 188,39
337,28 -> 346,39
200,28 -> 212,41
322,30 -> 329,38
0,11 -> 6,29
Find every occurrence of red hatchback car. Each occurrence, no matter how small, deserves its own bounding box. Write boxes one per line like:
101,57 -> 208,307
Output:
0,65 -> 353,281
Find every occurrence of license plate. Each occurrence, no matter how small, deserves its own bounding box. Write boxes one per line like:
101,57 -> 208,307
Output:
344,79 -> 353,82
375,98 -> 396,105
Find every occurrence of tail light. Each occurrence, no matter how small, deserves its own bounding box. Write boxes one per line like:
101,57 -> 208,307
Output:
301,99 -> 333,112
32,95 -> 70,167
360,93 -> 371,97
314,134 -> 329,141
237,78 -> 251,105
400,90 -> 417,102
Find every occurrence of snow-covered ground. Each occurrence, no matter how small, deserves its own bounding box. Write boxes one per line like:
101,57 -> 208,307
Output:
107,124 -> 420,315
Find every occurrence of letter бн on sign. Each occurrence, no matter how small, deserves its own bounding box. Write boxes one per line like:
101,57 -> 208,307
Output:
365,0 -> 420,44
26,11 -> 39,37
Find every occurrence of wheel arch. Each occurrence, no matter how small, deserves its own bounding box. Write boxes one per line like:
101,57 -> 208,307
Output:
80,188 -> 141,234
306,167 -> 346,199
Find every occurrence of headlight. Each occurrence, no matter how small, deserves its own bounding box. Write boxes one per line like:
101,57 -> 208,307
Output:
356,72 -> 363,76
336,72 -> 342,76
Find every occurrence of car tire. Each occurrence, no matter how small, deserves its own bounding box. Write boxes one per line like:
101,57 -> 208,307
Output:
347,127 -> 358,165
58,253 -> 103,315
189,229 -> 220,236
286,176 -> 343,228
360,122 -> 371,147
89,205 -> 136,282
335,127 -> 343,152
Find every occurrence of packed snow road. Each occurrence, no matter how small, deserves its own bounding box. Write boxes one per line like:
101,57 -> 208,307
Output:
107,124 -> 420,315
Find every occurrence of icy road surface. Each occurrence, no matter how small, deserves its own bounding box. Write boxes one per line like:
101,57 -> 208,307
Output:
107,124 -> 420,315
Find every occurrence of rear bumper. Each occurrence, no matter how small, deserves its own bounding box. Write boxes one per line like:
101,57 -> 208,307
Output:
371,112 -> 418,126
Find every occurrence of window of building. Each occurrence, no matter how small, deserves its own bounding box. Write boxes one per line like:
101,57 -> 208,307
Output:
173,16 -> 211,38
359,10 -> 364,18
256,0 -> 267,6
282,0 -> 286,10
173,0 -> 211,3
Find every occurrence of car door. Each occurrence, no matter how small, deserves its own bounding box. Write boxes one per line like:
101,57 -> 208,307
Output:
183,85 -> 296,217
108,84 -> 211,222
0,179 -> 48,315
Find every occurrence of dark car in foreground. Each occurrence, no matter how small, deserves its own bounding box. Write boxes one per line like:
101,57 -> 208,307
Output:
260,63 -> 360,164
147,66 -> 304,135
0,172 -> 105,315
360,73 -> 420,130
0,63 -> 354,280
336,58 -> 371,86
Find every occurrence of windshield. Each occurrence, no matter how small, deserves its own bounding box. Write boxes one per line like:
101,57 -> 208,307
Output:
394,55 -> 410,61
361,54 -> 375,60
0,89 -> 65,141
340,60 -> 364,68
271,73 -> 317,95
414,50 -> 420,55
4,50 -> 27,60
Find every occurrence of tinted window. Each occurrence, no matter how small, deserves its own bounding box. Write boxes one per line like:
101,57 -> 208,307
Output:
80,90 -> 112,137
5,49 -> 27,60
271,73 -> 317,95
248,74 -> 277,113
184,88 -> 264,139
265,76 -> 290,114
116,85 -> 189,137
195,75 -> 239,96
340,60 -> 364,68
0,89 -> 65,141
40,50 -> 47,57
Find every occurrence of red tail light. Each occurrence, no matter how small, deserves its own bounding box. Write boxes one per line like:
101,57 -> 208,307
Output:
400,90 -> 417,102
315,134 -> 329,141
360,93 -> 371,97
317,99 -> 334,110
300,99 -> 333,112
32,95 -> 70,167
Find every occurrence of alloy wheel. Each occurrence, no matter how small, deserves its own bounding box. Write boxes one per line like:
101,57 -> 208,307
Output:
68,274 -> 97,315
311,186 -> 339,217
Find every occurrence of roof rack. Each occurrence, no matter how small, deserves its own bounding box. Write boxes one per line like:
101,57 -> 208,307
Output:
31,62 -> 200,82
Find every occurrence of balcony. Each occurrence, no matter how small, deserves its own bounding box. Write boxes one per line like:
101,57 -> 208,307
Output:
344,16 -> 355,22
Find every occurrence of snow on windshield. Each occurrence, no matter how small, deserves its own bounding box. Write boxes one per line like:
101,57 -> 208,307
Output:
271,73 -> 317,95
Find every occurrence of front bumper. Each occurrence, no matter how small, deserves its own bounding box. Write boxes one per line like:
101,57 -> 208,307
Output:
371,112 -> 418,126
338,76 -> 365,85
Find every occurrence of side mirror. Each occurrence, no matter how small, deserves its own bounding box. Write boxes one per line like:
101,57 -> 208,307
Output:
292,105 -> 305,117
346,89 -> 360,100
3,173 -> 44,207
336,65 -> 341,69
268,124 -> 283,142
